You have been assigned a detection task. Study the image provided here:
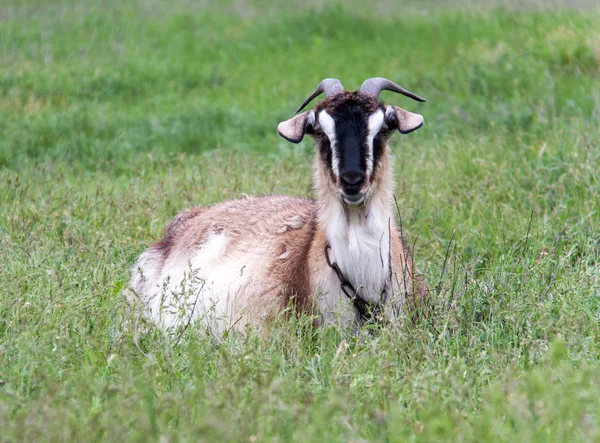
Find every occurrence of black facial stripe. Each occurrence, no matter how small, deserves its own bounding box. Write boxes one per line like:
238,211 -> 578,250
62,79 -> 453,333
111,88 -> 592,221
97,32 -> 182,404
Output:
331,103 -> 370,176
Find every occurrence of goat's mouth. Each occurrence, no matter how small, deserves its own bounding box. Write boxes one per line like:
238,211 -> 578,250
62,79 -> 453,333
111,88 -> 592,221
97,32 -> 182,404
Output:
337,176 -> 370,207
341,193 -> 366,207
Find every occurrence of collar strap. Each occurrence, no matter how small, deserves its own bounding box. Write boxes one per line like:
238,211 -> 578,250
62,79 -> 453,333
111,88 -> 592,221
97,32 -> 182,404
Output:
324,243 -> 382,323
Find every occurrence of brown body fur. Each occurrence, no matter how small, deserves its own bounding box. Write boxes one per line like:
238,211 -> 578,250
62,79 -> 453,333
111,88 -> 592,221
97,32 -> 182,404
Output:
132,192 -> 426,328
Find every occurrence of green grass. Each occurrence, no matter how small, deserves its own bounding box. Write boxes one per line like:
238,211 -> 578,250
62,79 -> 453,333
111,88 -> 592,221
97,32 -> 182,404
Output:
1,0 -> 600,441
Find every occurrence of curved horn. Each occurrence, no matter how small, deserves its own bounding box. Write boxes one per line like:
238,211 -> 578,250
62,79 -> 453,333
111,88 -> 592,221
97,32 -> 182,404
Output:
360,77 -> 426,102
295,78 -> 344,114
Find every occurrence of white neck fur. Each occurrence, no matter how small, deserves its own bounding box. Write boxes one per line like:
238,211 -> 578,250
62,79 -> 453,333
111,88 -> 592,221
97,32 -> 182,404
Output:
314,149 -> 395,303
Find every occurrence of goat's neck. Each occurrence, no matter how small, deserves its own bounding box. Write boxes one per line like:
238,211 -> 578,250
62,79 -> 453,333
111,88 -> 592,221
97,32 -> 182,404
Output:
314,152 -> 395,295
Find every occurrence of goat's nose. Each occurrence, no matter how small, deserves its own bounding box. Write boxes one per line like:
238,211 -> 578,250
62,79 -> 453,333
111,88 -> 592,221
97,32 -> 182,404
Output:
340,171 -> 365,187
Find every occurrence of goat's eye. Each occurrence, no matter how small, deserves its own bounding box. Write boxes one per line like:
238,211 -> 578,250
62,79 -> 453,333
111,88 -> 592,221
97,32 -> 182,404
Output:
314,129 -> 324,138
378,128 -> 389,137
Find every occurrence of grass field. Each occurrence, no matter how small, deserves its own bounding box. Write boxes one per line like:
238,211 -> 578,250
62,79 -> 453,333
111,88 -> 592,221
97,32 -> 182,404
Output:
1,0 -> 600,441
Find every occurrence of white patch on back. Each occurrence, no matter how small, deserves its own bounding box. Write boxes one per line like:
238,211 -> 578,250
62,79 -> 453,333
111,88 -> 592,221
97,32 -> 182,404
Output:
140,233 -> 253,333
366,110 -> 384,176
318,110 -> 339,177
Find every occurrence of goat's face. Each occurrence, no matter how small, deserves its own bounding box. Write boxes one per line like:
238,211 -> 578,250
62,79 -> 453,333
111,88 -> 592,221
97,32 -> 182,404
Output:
278,85 -> 424,207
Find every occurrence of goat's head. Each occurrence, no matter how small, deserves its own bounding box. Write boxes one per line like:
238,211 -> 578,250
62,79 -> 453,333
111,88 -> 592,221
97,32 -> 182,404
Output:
278,78 -> 425,207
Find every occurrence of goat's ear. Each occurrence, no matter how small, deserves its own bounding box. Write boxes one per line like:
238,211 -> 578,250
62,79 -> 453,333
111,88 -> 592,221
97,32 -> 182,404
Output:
277,110 -> 314,143
385,105 -> 424,134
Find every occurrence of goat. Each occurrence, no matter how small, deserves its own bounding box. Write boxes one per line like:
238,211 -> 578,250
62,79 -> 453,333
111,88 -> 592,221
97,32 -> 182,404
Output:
127,77 -> 428,332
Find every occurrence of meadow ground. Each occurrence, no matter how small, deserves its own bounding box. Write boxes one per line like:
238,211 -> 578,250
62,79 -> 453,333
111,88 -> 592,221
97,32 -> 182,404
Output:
1,0 -> 600,441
